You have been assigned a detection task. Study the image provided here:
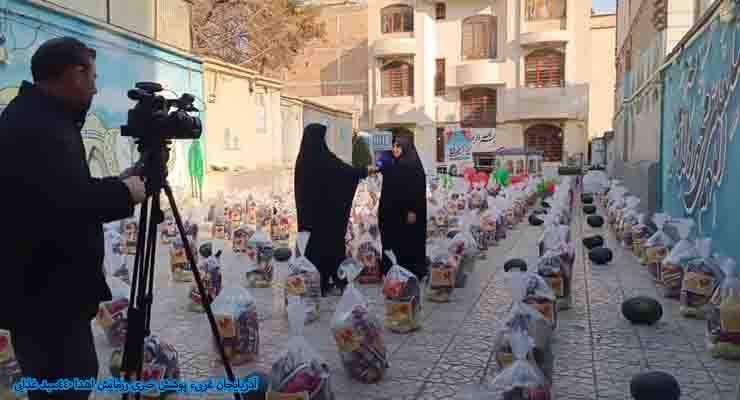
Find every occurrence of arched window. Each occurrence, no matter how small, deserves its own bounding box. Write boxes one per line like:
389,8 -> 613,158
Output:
462,15 -> 497,60
381,61 -> 414,97
525,124 -> 563,162
461,88 -> 497,127
525,49 -> 564,88
381,5 -> 414,34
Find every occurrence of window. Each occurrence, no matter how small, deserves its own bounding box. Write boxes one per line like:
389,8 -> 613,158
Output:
436,3 -> 446,19
516,160 -> 524,175
436,128 -> 445,162
525,0 -> 566,20
435,59 -> 446,96
381,5 -> 414,34
381,61 -> 414,97
525,49 -> 564,88
525,124 -> 563,162
461,88 -> 497,128
462,15 -> 497,60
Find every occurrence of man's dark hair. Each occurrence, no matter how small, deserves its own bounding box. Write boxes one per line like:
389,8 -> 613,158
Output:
31,37 -> 96,82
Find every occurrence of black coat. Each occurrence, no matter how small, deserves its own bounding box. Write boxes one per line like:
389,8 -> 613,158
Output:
379,138 -> 427,279
295,124 -> 367,290
0,81 -> 134,330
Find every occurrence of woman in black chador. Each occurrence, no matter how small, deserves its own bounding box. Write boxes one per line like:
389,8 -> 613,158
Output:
379,136 -> 428,280
295,123 -> 375,296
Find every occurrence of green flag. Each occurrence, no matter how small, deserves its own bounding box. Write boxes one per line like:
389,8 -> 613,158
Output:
188,139 -> 204,196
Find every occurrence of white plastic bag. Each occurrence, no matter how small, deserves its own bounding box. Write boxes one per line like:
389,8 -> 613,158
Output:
382,251 -> 422,333
331,260 -> 389,383
95,276 -> 130,348
660,219 -> 697,298
707,258 -> 740,359
426,243 -> 459,303
285,232 -> 321,323
244,230 -> 275,288
212,286 -> 259,365
680,238 -> 723,318
645,213 -> 674,280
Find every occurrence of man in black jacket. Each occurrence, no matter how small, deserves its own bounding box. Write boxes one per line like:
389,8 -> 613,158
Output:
0,37 -> 147,399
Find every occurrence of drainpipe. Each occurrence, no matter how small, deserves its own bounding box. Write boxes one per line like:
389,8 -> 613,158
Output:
657,76 -> 664,213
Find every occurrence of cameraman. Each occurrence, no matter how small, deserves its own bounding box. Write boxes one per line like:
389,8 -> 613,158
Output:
0,37 -> 146,399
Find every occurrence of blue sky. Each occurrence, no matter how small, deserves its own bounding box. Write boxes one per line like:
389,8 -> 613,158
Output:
593,0 -> 616,13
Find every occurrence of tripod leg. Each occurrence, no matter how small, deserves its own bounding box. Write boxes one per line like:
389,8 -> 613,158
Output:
163,182 -> 242,400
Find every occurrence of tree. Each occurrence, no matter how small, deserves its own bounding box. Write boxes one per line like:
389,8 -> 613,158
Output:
192,0 -> 327,76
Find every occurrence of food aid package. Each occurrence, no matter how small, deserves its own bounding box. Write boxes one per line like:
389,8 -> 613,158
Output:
272,211 -> 292,249
659,219 -> 697,299
514,270 -> 558,334
169,237 -> 197,282
680,239 -> 723,319
104,228 -> 130,284
621,209 -> 642,249
0,330 -> 25,400
109,336 -> 180,399
538,215 -> 569,257
644,213 -> 674,281
211,286 -> 260,365
450,215 -> 481,258
232,224 -> 255,254
243,231 -> 275,288
493,304 -> 548,377
189,246 -> 224,312
467,210 -> 488,254
120,219 -> 138,255
354,232 -> 383,284
467,188 -> 488,211
159,214 -> 177,245
284,232 -> 321,323
331,260 -> 389,383
480,208 -> 499,248
536,251 -> 572,311
470,328 -> 549,400
616,196 -> 640,242
95,276 -> 130,348
706,258 -> 740,359
268,297 -> 333,400
383,251 -> 422,333
631,214 -> 653,261
426,244 -> 459,303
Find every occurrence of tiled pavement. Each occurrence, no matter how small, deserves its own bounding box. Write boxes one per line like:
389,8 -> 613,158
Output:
91,201 -> 740,399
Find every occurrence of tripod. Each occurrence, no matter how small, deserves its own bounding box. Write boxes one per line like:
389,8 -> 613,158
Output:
119,137 -> 242,400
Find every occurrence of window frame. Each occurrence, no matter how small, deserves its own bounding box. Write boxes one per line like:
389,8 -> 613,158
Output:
381,5 -> 414,34
460,87 -> 497,128
461,15 -> 498,61
524,49 -> 565,88
435,59 -> 446,96
525,0 -> 567,21
435,2 -> 446,20
380,60 -> 414,98
525,125 -> 564,162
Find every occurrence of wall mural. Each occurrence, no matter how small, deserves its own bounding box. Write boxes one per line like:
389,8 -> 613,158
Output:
661,1 -> 740,259
0,0 -> 203,190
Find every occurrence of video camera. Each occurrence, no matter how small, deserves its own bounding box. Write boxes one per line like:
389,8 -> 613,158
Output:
121,82 -> 202,140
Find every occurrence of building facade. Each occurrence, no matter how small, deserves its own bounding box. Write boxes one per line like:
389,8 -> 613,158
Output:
365,0 -> 616,173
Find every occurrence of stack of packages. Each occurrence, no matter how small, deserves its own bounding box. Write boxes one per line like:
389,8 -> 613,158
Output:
212,286 -> 260,365
680,239 -> 724,319
658,219 -> 697,299
268,297 -> 333,399
427,205 -> 449,243
331,259 -> 389,383
232,224 -> 255,254
284,232 -> 322,323
104,224 -> 130,284
615,196 -> 641,243
480,206 -> 500,249
243,231 -> 275,288
426,242 -> 459,303
188,243 -> 223,312
352,206 -> 383,285
95,276 -> 130,348
606,186 -> 628,232
271,209 -> 293,249
0,331 -> 25,400
383,251 -> 422,333
644,213 -> 674,281
169,236 -> 197,282
109,336 -> 180,399
706,258 -> 740,359
631,214 -> 655,263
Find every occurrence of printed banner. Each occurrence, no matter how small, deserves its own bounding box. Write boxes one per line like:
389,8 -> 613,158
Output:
444,129 -> 474,163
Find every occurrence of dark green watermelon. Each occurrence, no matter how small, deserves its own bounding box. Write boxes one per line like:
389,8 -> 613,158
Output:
582,235 -> 604,250
504,258 -> 527,272
589,247 -> 613,264
580,193 -> 593,202
587,215 -> 604,228
199,242 -> 213,258
622,296 -> 663,325
533,209 -> 547,215
529,214 -> 544,226
541,201 -> 551,209
630,371 -> 680,400
583,205 -> 597,214
274,247 -> 291,262
447,230 -> 460,239
582,197 -> 594,204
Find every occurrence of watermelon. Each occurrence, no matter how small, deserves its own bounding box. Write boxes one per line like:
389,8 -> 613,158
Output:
447,230 -> 460,239
583,205 -> 597,214
580,193 -> 593,202
274,247 -> 291,262
542,201 -> 551,209
587,215 -> 604,228
630,371 -> 680,400
504,258 -> 527,272
622,296 -> 663,325
529,214 -> 544,226
589,247 -> 613,264
582,235 -> 605,250
582,197 -> 594,204
533,209 -> 547,215
199,242 -> 213,258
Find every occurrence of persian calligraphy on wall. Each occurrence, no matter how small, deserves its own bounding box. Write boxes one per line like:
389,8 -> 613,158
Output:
661,1 -> 740,254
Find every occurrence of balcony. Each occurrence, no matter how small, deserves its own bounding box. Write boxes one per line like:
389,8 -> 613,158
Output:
372,37 -> 417,57
500,85 -> 588,121
373,100 -> 425,125
453,61 -> 506,87
519,30 -> 571,47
